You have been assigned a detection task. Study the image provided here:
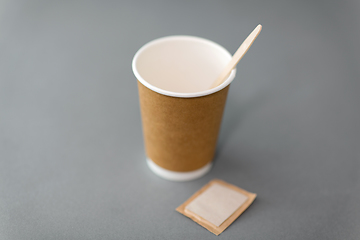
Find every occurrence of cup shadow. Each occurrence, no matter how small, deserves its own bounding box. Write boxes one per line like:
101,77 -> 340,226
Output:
213,88 -> 272,164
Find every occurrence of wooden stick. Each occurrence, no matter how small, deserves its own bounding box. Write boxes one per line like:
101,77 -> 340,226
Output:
210,24 -> 262,89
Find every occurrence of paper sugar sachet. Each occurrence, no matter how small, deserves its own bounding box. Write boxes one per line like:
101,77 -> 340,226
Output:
176,179 -> 256,235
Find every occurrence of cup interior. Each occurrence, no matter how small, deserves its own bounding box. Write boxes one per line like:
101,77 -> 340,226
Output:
133,36 -> 235,97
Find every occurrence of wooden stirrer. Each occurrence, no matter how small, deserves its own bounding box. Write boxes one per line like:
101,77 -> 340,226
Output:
210,24 -> 262,89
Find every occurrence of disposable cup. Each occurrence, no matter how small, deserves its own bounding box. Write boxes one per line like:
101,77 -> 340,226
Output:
132,36 -> 236,181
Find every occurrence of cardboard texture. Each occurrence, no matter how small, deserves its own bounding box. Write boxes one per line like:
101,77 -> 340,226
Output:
176,179 -> 257,236
137,81 -> 229,172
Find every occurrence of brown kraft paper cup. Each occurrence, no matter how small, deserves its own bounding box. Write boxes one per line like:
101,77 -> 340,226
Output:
132,36 -> 236,181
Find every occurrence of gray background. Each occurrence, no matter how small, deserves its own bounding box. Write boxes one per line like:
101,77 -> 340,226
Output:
1,0 -> 359,239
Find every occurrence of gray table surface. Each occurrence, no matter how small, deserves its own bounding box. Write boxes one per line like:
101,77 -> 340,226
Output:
1,0 -> 359,239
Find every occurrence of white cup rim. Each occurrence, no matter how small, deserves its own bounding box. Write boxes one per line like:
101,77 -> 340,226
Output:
132,35 -> 236,98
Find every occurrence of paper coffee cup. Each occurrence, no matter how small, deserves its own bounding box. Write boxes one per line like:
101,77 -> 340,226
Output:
132,36 -> 236,181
